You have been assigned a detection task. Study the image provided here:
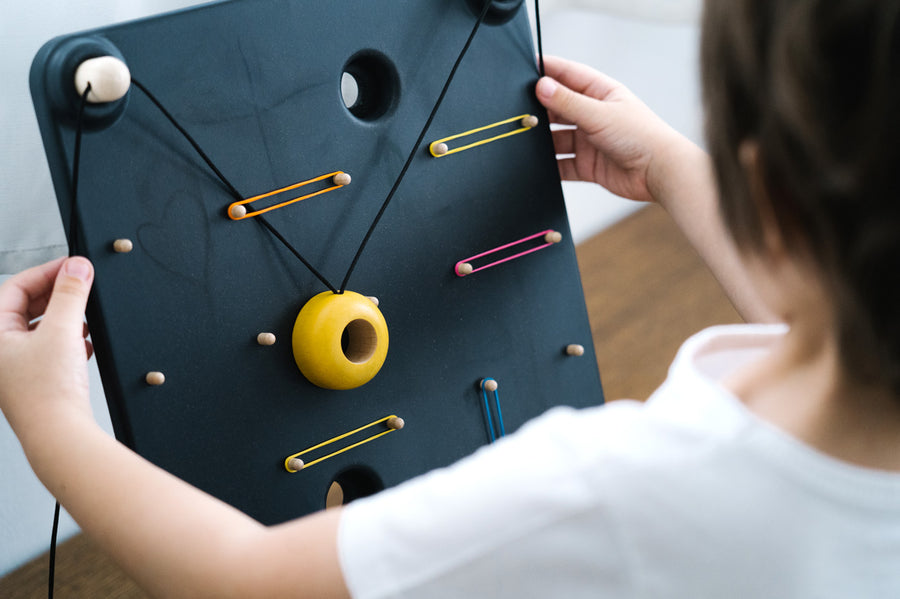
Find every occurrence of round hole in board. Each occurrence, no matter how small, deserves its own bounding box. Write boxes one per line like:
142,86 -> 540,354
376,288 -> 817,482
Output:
340,51 -> 400,121
325,466 -> 385,509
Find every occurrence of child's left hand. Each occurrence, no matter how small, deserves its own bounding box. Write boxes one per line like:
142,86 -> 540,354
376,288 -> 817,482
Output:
0,256 -> 96,446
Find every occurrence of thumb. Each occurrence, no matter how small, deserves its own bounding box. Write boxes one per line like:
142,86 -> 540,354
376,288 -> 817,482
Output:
536,76 -> 606,131
43,257 -> 94,333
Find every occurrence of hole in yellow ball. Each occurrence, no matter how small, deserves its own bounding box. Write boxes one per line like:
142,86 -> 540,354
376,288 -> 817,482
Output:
341,319 -> 378,364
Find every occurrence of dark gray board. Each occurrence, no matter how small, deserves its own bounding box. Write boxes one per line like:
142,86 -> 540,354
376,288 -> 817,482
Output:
30,0 -> 604,524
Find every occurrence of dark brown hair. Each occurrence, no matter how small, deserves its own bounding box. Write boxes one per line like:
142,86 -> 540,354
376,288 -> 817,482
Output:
701,0 -> 900,394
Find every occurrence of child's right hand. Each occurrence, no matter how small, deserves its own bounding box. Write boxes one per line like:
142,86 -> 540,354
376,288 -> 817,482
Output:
535,55 -> 688,206
536,56 -> 774,323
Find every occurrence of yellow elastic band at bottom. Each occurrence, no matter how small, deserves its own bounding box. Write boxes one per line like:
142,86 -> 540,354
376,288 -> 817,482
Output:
284,415 -> 401,472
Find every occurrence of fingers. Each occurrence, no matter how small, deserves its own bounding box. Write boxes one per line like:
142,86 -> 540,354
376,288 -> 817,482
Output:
537,56 -> 632,138
543,106 -> 575,127
0,257 -> 66,333
536,76 -> 610,136
541,55 -> 624,101
42,257 -> 94,337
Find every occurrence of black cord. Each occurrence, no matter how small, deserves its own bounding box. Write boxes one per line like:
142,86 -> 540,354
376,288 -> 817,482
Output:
48,501 -> 61,599
534,0 -> 545,76
49,83 -> 92,599
69,83 -> 92,257
129,79 -> 241,200
338,0 -> 493,292
45,5 -> 542,595
129,78 -> 339,293
131,0 -> 534,295
68,1 -> 541,296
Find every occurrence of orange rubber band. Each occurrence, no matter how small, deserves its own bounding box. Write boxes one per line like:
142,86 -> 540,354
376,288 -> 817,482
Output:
228,171 -> 349,220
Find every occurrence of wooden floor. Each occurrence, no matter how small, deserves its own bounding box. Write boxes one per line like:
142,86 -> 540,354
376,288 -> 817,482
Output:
0,205 -> 741,597
579,205 -> 742,401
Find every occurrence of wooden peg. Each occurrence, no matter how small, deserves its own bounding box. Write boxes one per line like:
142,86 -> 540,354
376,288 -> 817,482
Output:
145,371 -> 165,386
457,262 -> 474,276
521,115 -> 539,128
482,378 -> 499,392
566,344 -> 585,357
333,172 -> 352,186
257,332 -> 276,346
387,416 -> 405,430
544,230 -> 562,244
288,458 -> 305,472
230,204 -> 247,219
367,296 -> 380,307
432,142 -> 449,156
112,238 -> 133,253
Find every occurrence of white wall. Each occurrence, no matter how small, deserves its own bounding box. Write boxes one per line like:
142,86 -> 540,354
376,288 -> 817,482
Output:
0,1 -> 701,578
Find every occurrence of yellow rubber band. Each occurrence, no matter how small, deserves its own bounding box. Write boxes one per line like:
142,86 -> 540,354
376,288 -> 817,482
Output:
228,171 -> 349,220
284,415 -> 401,472
429,114 -> 536,157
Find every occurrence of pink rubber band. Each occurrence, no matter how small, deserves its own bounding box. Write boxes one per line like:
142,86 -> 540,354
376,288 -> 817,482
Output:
455,229 -> 560,277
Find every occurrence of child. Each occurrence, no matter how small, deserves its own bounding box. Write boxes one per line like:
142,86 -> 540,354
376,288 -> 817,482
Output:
3,0 -> 900,596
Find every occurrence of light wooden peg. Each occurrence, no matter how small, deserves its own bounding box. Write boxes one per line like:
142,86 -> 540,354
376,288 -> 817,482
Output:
521,115 -> 539,128
432,142 -> 449,156
544,230 -> 562,244
482,379 -> 499,392
145,371 -> 166,386
387,416 -> 405,430
288,458 -> 305,471
257,332 -> 277,346
112,238 -> 134,253
457,262 -> 474,276
333,172 -> 352,186
367,296 -> 380,307
230,204 -> 247,219
566,344 -> 585,357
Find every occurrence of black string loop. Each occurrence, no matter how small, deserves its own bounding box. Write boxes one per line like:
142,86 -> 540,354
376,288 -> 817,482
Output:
47,5 -> 546,596
65,1 -> 546,296
534,0 -> 545,76
338,0 -> 493,293
47,501 -> 61,599
49,83 -> 92,599
129,79 -> 339,293
68,83 -> 92,257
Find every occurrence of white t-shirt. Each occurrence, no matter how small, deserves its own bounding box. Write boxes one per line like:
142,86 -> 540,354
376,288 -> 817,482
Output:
338,324 -> 900,598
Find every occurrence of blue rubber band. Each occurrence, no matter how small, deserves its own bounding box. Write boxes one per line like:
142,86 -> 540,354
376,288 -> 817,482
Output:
481,378 -> 506,442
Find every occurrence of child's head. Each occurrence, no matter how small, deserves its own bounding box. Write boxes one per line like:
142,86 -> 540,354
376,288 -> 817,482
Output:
701,0 -> 900,395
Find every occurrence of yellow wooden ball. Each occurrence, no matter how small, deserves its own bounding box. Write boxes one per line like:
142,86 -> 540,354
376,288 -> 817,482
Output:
292,291 -> 389,390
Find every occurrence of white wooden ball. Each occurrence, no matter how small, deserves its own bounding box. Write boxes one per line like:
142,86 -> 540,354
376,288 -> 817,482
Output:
74,56 -> 131,103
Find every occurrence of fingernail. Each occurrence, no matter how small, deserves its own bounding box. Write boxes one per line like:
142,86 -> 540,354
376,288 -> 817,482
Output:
537,77 -> 558,99
64,257 -> 92,282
